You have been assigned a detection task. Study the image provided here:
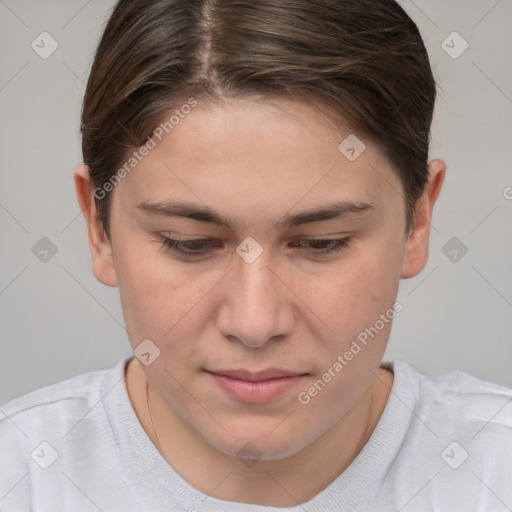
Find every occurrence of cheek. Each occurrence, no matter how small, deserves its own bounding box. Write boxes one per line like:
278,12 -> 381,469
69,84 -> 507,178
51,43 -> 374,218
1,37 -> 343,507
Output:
115,244 -> 216,347
293,259 -> 397,423
295,254 -> 397,341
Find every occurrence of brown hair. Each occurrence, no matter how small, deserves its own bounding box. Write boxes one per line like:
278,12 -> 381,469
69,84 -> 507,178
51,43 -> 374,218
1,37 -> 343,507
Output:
81,0 -> 437,239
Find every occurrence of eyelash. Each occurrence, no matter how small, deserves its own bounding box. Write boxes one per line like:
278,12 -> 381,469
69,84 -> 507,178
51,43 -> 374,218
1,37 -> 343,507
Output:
158,236 -> 351,258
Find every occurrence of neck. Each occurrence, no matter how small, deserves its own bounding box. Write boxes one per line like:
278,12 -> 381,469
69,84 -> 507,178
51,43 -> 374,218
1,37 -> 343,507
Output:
125,358 -> 392,507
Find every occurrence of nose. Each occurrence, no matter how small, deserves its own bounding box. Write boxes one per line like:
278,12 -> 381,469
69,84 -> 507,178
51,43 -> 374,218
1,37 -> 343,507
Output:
216,252 -> 295,348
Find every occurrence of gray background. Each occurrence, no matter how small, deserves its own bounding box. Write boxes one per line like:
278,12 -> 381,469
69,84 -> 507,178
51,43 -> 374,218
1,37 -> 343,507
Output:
0,0 -> 511,405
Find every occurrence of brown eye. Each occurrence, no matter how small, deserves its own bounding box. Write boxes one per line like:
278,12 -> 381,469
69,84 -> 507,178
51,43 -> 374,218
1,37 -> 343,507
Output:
159,236 -> 221,257
290,238 -> 351,255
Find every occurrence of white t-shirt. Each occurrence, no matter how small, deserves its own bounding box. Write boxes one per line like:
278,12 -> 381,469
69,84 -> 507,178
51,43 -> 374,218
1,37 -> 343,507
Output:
1,357 -> 511,511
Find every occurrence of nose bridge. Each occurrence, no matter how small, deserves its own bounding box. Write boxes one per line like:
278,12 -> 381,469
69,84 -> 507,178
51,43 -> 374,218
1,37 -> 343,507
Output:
238,255 -> 274,306
218,251 -> 293,347
236,254 -> 278,322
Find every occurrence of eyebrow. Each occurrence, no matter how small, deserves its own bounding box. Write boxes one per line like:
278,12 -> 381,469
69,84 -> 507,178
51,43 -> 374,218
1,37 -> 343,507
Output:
136,199 -> 375,230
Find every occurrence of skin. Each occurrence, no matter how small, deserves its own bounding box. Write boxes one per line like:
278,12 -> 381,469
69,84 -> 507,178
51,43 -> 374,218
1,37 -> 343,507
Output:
74,96 -> 445,506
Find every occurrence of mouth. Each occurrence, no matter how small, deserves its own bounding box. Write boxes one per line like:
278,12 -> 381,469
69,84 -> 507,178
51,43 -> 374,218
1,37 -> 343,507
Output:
205,368 -> 309,403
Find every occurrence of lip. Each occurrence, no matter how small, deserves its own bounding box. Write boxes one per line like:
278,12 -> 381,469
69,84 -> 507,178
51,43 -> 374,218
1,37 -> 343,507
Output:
209,368 -> 304,381
206,369 -> 308,403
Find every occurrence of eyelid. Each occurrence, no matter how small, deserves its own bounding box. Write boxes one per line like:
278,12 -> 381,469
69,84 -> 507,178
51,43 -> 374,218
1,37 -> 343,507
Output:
158,234 -> 352,259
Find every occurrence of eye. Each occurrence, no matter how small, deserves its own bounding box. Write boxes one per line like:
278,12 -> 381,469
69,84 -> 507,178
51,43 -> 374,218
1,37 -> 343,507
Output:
290,238 -> 351,256
159,236 -> 221,257
159,235 -> 352,260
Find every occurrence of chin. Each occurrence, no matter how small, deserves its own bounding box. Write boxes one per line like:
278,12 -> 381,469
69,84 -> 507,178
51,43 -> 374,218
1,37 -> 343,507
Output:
206,423 -> 306,463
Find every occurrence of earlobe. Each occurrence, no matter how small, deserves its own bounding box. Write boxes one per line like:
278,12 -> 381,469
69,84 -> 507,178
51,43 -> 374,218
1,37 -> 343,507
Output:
400,159 -> 446,279
74,164 -> 119,287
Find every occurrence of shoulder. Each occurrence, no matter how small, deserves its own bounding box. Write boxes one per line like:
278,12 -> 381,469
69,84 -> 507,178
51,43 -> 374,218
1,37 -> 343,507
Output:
395,359 -> 512,427
386,360 -> 511,492
368,360 -> 512,508
2,361 -> 122,426
0,357 -> 130,454
382,359 -> 512,465
0,357 -> 135,509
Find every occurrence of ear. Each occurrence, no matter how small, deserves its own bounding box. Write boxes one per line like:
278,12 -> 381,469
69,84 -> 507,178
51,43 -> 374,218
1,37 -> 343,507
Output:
400,159 -> 446,279
74,164 -> 118,287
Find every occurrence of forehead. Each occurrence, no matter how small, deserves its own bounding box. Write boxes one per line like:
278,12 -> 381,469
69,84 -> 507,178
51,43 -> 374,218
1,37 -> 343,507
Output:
149,96 -> 356,161
116,97 -> 400,216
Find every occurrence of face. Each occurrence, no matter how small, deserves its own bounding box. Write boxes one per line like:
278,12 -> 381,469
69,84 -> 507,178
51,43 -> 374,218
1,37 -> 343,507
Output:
79,97 -> 437,461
